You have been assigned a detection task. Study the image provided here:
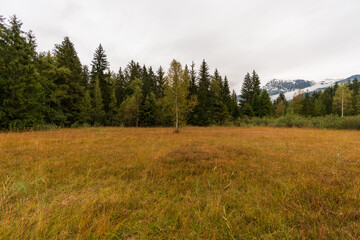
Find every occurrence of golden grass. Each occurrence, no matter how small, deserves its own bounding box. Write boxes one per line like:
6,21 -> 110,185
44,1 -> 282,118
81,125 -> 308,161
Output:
1,127 -> 360,239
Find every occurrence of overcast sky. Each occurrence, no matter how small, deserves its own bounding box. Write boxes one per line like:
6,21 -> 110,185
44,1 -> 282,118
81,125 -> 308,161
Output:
2,0 -> 360,90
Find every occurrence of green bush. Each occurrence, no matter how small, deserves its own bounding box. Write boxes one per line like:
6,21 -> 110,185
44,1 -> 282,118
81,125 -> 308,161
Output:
234,114 -> 360,130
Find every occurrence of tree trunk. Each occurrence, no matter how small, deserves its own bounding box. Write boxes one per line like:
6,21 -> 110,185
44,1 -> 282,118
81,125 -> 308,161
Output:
341,87 -> 344,117
175,93 -> 179,133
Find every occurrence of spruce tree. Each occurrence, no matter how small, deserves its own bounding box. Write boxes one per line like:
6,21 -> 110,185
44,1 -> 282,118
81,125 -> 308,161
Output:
119,78 -> 143,126
114,67 -> 126,106
54,36 -> 84,124
79,89 -> 93,124
92,77 -> 105,125
91,44 -> 111,110
156,66 -> 166,98
0,16 -> 44,129
195,59 -> 211,126
125,60 -> 141,83
140,92 -> 156,126
230,90 -> 240,119
240,72 -> 252,107
107,85 -> 118,125
301,92 -> 314,116
36,52 -> 67,125
289,89 -> 305,115
258,90 -> 273,117
252,70 -> 261,96
222,76 -> 232,111
81,65 -> 90,89
187,61 -> 198,125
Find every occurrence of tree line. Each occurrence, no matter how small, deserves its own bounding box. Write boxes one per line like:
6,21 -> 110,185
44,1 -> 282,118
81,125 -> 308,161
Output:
271,80 -> 360,118
1,16 -> 356,131
0,16 -> 243,130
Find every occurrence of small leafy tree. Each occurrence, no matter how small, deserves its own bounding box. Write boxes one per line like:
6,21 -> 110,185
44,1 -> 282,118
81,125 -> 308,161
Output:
333,82 -> 353,117
164,59 -> 196,132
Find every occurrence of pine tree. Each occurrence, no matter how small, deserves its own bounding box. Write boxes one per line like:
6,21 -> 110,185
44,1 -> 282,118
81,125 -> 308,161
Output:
119,78 -> 143,126
251,71 -> 261,115
91,44 -> 111,110
195,59 -> 211,126
322,87 -> 334,115
81,65 -> 90,89
141,65 -> 150,96
156,66 -> 166,98
92,77 -> 105,125
53,36 -> 84,124
187,61 -> 198,125
0,16 -> 44,129
114,67 -> 126,106
258,90 -> 273,117
36,52 -> 67,125
140,92 -> 157,126
289,89 -> 304,115
240,70 -> 262,116
313,94 -> 326,116
252,70 -> 261,96
79,89 -> 93,124
107,84 -> 118,125
222,76 -> 232,113
125,60 -> 141,83
209,69 -> 229,124
210,74 -> 228,124
301,92 -> 314,116
240,72 -> 253,107
230,90 -> 240,119
275,101 -> 286,116
274,92 -> 286,105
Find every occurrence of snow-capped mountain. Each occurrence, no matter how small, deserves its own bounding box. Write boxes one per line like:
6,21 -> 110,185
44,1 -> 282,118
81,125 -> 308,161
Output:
263,75 -> 360,101
263,79 -> 315,96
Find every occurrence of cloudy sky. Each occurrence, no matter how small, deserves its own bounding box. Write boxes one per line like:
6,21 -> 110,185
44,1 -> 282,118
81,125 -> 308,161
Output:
2,0 -> 360,90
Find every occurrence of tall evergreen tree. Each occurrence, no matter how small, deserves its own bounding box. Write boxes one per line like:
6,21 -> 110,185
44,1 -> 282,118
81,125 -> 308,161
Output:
252,70 -> 261,97
258,90 -> 273,117
114,67 -> 126,106
119,78 -> 143,126
222,76 -> 232,112
36,52 -> 67,125
92,77 -> 105,124
230,90 -> 240,119
91,44 -> 111,110
53,36 -> 83,124
79,89 -> 93,124
195,59 -> 212,126
240,72 -> 252,108
81,65 -> 90,89
0,16 -> 44,129
125,60 -> 141,83
289,89 -> 304,115
187,61 -> 198,125
156,66 -> 166,98
140,92 -> 157,126
301,92 -> 314,116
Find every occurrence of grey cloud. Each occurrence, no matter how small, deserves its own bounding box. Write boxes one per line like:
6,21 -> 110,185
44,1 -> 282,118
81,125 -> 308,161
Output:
2,0 -> 360,91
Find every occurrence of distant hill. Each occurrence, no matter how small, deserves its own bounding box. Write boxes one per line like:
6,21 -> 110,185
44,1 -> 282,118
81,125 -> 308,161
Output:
262,74 -> 360,101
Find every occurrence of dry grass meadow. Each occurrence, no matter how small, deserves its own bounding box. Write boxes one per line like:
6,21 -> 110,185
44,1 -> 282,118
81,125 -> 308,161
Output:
1,127 -> 360,239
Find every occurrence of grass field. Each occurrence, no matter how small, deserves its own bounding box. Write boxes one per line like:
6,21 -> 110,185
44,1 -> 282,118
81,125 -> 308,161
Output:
1,127 -> 360,239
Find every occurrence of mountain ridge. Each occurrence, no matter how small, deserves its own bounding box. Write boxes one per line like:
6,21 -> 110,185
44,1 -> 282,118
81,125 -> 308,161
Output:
262,74 -> 360,101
